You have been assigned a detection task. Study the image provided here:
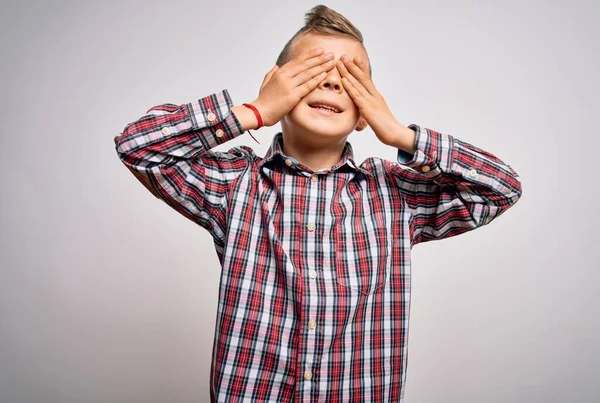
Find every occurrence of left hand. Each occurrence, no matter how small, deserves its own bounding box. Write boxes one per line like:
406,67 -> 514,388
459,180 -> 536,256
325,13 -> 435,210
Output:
337,55 -> 403,146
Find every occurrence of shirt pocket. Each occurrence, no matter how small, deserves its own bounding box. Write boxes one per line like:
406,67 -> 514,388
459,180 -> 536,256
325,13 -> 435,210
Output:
334,222 -> 390,295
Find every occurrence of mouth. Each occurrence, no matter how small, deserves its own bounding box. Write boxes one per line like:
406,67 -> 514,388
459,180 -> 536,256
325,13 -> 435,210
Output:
307,101 -> 343,115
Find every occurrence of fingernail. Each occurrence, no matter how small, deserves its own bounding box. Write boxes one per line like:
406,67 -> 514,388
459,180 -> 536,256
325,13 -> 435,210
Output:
316,47 -> 324,54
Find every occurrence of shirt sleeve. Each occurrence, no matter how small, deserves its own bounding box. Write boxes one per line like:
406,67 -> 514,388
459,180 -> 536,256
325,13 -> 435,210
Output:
113,89 -> 250,243
391,123 -> 523,247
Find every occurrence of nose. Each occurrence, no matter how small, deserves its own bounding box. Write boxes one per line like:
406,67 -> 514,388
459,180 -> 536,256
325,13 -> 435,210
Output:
318,63 -> 343,93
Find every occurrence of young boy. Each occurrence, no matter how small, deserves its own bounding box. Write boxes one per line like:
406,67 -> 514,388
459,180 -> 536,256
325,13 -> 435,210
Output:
114,5 -> 522,402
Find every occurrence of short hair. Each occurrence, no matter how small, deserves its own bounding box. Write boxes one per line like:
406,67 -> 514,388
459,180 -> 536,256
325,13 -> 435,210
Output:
276,5 -> 371,76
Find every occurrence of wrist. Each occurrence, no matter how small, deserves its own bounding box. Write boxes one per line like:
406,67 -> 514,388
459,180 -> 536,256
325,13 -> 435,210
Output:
243,102 -> 264,129
231,104 -> 259,131
389,124 -> 417,153
250,99 -> 271,127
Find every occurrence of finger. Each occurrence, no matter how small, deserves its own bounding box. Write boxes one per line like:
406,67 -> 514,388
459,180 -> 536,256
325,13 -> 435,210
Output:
291,57 -> 336,87
354,56 -> 370,76
260,65 -> 279,91
337,59 -> 371,99
285,50 -> 334,78
294,71 -> 328,99
279,47 -> 322,73
340,75 -> 366,106
340,56 -> 377,96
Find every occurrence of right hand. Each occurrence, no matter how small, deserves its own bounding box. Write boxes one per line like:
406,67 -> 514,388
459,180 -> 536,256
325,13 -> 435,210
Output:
250,48 -> 337,127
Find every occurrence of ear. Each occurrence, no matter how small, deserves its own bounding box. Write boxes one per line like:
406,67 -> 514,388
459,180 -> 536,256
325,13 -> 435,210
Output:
355,116 -> 369,131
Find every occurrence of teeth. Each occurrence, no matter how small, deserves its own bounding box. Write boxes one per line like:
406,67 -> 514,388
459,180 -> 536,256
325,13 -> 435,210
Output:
312,104 -> 340,113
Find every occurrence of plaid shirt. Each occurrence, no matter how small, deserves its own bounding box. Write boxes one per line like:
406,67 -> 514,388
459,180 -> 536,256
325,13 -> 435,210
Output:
114,89 -> 522,402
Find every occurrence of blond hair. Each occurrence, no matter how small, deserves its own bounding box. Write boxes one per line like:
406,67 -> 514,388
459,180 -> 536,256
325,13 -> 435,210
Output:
276,5 -> 371,75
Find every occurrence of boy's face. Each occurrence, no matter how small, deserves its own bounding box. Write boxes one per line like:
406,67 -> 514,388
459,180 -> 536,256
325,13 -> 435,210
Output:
281,33 -> 371,142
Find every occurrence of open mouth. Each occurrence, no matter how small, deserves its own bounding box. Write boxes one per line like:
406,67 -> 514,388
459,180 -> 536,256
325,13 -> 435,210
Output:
308,103 -> 342,114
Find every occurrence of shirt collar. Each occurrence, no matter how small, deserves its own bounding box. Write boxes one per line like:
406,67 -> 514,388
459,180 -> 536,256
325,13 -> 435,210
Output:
257,132 -> 373,177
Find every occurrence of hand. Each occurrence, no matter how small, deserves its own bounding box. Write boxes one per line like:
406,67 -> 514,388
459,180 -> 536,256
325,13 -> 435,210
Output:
337,55 -> 403,146
250,48 -> 337,127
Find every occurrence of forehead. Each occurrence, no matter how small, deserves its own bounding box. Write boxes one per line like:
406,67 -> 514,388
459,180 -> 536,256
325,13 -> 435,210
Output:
291,32 -> 368,61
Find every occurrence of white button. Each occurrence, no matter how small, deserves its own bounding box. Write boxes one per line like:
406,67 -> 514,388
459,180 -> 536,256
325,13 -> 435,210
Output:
468,168 -> 478,178
421,165 -> 431,173
161,127 -> 169,135
304,370 -> 313,380
207,112 -> 217,122
215,129 -> 224,137
308,320 -> 317,330
285,159 -> 293,166
306,222 -> 315,232
309,270 -> 317,279
311,174 -> 318,182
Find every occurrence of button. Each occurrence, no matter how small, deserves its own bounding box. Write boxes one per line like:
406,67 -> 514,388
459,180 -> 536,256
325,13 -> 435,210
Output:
285,159 -> 293,166
304,370 -> 313,380
421,165 -> 431,173
306,222 -> 315,232
161,127 -> 169,135
309,270 -> 317,279
468,168 -> 478,178
215,129 -> 224,138
207,112 -> 217,122
308,320 -> 317,330
311,174 -> 318,182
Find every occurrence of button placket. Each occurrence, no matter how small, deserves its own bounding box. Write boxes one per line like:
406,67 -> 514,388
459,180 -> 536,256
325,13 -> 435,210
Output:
302,179 -> 320,387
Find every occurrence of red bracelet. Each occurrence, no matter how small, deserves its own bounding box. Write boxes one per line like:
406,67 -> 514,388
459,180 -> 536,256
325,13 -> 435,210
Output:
242,103 -> 263,129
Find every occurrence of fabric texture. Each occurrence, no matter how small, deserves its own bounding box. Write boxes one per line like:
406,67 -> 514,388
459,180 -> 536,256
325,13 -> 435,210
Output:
114,89 -> 522,402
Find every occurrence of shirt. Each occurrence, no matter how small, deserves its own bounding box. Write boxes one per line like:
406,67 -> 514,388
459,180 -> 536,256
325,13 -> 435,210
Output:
114,89 -> 522,402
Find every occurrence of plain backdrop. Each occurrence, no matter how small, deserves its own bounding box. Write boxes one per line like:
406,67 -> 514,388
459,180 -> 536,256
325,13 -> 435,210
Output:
1,0 -> 598,402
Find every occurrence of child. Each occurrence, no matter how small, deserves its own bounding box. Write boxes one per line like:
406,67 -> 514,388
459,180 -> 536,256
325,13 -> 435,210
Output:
114,5 -> 522,402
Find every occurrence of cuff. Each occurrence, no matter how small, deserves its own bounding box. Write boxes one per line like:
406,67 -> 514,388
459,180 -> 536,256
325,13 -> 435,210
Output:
186,88 -> 244,147
396,123 -> 455,178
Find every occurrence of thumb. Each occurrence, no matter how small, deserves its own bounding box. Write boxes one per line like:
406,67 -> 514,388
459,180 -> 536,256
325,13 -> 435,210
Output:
260,65 -> 279,91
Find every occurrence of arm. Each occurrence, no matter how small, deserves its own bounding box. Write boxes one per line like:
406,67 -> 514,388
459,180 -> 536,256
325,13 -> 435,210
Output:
389,123 -> 523,246
334,54 -> 522,246
113,89 -> 256,241
114,47 -> 338,239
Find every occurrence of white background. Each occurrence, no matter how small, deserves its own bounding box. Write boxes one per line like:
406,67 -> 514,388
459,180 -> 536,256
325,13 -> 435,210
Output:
1,0 -> 598,402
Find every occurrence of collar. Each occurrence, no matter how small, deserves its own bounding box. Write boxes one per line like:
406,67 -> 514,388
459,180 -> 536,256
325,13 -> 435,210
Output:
256,132 -> 373,177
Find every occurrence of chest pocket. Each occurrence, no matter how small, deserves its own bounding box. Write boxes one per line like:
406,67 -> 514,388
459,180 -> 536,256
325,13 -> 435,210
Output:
334,220 -> 390,295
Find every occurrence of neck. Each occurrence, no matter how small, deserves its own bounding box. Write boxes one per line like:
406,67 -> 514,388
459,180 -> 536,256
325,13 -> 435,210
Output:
281,131 -> 347,172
